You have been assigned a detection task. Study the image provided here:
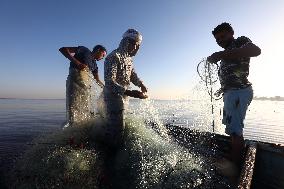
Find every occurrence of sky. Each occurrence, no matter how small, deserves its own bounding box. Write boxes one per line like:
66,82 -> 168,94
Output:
0,0 -> 283,99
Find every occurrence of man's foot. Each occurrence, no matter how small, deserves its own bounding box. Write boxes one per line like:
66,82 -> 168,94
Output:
214,157 -> 240,186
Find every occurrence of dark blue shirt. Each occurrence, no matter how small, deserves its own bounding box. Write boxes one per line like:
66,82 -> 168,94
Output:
70,46 -> 98,72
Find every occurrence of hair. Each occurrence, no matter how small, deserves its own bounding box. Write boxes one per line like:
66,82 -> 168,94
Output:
93,45 -> 107,53
212,22 -> 234,36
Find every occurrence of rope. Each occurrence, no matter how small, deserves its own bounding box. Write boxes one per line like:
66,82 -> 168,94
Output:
197,58 -> 222,132
197,58 -> 222,100
70,67 -> 104,88
83,69 -> 105,88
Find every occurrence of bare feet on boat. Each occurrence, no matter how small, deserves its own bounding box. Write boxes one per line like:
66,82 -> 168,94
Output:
214,157 -> 239,186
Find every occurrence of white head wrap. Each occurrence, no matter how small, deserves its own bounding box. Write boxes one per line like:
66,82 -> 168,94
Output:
122,29 -> 142,44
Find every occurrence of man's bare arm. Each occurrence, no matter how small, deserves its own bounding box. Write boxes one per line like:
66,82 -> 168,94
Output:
130,69 -> 148,93
92,71 -> 104,88
59,47 -> 87,70
221,43 -> 261,59
208,43 -> 261,63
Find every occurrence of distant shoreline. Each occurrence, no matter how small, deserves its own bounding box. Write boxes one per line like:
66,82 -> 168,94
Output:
0,98 -> 65,100
1,97 -> 284,101
253,96 -> 284,101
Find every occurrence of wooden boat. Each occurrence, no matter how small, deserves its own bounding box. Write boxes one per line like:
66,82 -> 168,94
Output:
166,124 -> 284,189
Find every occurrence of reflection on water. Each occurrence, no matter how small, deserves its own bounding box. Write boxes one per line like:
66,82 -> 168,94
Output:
130,98 -> 284,144
0,98 -> 284,188
245,100 -> 284,144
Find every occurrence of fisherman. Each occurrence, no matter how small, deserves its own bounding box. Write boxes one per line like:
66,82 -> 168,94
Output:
207,23 -> 261,171
103,29 -> 148,146
59,45 -> 107,125
95,29 -> 148,187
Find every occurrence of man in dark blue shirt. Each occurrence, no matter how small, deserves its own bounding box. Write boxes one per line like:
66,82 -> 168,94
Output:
59,45 -> 107,125
59,45 -> 107,87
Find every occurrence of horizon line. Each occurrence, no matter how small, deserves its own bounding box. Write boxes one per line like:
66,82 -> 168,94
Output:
1,96 -> 284,101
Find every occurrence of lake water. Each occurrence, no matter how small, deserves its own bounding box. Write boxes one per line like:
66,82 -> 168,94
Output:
0,98 -> 283,187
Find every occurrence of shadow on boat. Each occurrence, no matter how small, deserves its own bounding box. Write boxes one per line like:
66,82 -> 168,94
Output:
166,124 -> 284,189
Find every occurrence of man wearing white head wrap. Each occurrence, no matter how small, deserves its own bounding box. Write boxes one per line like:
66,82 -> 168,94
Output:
103,29 -> 148,146
122,28 -> 143,44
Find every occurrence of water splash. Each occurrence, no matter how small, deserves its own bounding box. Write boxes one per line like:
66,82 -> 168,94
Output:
121,116 -> 209,189
131,98 -> 171,141
65,68 -> 103,127
7,64 -> 233,188
8,114 -> 231,188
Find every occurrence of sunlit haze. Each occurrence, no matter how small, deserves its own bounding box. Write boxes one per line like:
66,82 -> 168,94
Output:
0,0 -> 283,99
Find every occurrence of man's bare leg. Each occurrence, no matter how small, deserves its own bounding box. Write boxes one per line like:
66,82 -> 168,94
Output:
231,133 -> 245,169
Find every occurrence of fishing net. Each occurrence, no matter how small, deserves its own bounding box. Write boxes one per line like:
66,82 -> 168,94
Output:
197,58 -> 222,100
